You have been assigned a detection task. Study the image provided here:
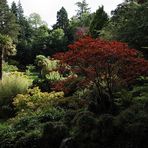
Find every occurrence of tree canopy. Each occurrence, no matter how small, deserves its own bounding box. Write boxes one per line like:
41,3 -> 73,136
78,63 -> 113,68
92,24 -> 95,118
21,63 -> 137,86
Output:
0,0 -> 19,41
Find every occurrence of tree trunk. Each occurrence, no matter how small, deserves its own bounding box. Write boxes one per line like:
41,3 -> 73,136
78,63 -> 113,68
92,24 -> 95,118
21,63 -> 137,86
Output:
0,49 -> 2,80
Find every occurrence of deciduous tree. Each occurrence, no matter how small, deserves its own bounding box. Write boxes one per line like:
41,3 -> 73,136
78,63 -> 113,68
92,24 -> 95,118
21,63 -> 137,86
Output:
28,13 -> 47,29
54,37 -> 148,108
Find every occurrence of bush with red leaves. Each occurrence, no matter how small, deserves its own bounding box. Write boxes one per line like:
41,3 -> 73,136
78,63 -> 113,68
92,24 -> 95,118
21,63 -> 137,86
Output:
53,36 -> 148,100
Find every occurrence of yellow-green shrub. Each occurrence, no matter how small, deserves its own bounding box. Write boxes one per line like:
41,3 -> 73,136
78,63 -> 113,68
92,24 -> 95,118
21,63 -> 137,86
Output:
0,72 -> 32,118
13,87 -> 64,112
2,62 -> 18,72
0,72 -> 32,105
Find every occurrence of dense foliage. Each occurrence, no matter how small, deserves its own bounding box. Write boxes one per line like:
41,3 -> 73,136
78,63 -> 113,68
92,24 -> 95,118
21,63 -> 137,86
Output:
89,6 -> 108,38
101,1 -> 148,57
54,37 -> 148,97
0,0 -> 148,148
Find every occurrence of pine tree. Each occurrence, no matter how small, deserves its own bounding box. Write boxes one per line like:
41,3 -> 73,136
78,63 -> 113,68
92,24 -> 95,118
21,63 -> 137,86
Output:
13,0 -> 34,65
52,7 -> 70,49
89,6 -> 108,38
11,1 -> 17,18
0,0 -> 19,41
53,7 -> 69,34
16,0 -> 33,41
17,0 -> 24,20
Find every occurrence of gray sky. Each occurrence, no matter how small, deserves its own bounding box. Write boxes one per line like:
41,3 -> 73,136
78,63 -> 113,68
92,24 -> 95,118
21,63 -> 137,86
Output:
7,0 -> 123,27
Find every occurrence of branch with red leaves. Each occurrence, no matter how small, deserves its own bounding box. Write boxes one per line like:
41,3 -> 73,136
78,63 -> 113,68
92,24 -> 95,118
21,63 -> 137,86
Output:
53,36 -> 148,99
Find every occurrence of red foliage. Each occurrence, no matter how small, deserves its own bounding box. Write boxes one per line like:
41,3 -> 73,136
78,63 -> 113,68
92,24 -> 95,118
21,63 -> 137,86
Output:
53,36 -> 148,97
51,76 -> 78,95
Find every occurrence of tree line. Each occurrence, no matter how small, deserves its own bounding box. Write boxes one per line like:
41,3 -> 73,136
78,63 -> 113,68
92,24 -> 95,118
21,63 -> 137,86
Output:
0,0 -> 148,73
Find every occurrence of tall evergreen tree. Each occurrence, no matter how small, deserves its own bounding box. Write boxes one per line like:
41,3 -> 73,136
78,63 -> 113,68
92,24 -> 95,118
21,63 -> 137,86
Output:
0,0 -> 19,41
89,6 -> 108,38
53,7 -> 69,34
13,0 -> 34,66
15,0 -> 33,42
17,0 -> 24,20
52,7 -> 72,49
11,1 -> 17,18
17,0 -> 27,39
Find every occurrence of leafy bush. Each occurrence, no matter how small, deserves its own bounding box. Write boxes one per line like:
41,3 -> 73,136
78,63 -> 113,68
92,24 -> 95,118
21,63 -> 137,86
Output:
0,106 -> 66,148
115,77 -> 148,110
33,55 -> 71,92
51,76 -> 83,96
51,96 -> 87,110
41,122 -> 68,148
115,89 -> 133,109
2,62 -> 18,72
35,55 -> 60,78
72,111 -> 97,132
10,107 -> 65,130
54,36 -> 148,105
0,121 -> 68,148
113,104 -> 148,148
0,123 -> 16,148
0,72 -> 32,118
0,125 -> 41,148
25,65 -> 39,80
71,112 -> 114,148
13,87 -> 64,112
14,130 -> 41,148
33,77 -> 51,92
63,110 -> 77,127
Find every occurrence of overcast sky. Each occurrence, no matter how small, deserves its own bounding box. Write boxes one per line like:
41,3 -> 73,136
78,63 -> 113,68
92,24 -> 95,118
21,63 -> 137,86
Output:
7,0 -> 123,27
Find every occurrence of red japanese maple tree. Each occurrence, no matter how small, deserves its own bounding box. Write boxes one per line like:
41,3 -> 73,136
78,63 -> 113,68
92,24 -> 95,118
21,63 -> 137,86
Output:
54,36 -> 148,102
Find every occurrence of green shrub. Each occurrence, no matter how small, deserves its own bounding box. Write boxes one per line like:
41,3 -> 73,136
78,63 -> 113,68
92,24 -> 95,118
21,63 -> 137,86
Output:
41,122 -> 68,148
10,107 -> 65,131
0,72 -> 32,104
33,78 -> 51,92
37,107 -> 65,123
0,125 -> 41,148
0,72 -> 32,118
34,55 -> 73,92
25,65 -> 38,80
115,89 -> 133,109
72,112 -> 115,148
0,106 -> 66,147
14,130 -> 41,148
0,125 -> 16,148
35,55 -> 60,78
113,105 -> 148,148
13,87 -> 64,113
72,111 -> 96,128
63,110 -> 77,127
2,62 -> 18,72
51,96 -> 87,110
